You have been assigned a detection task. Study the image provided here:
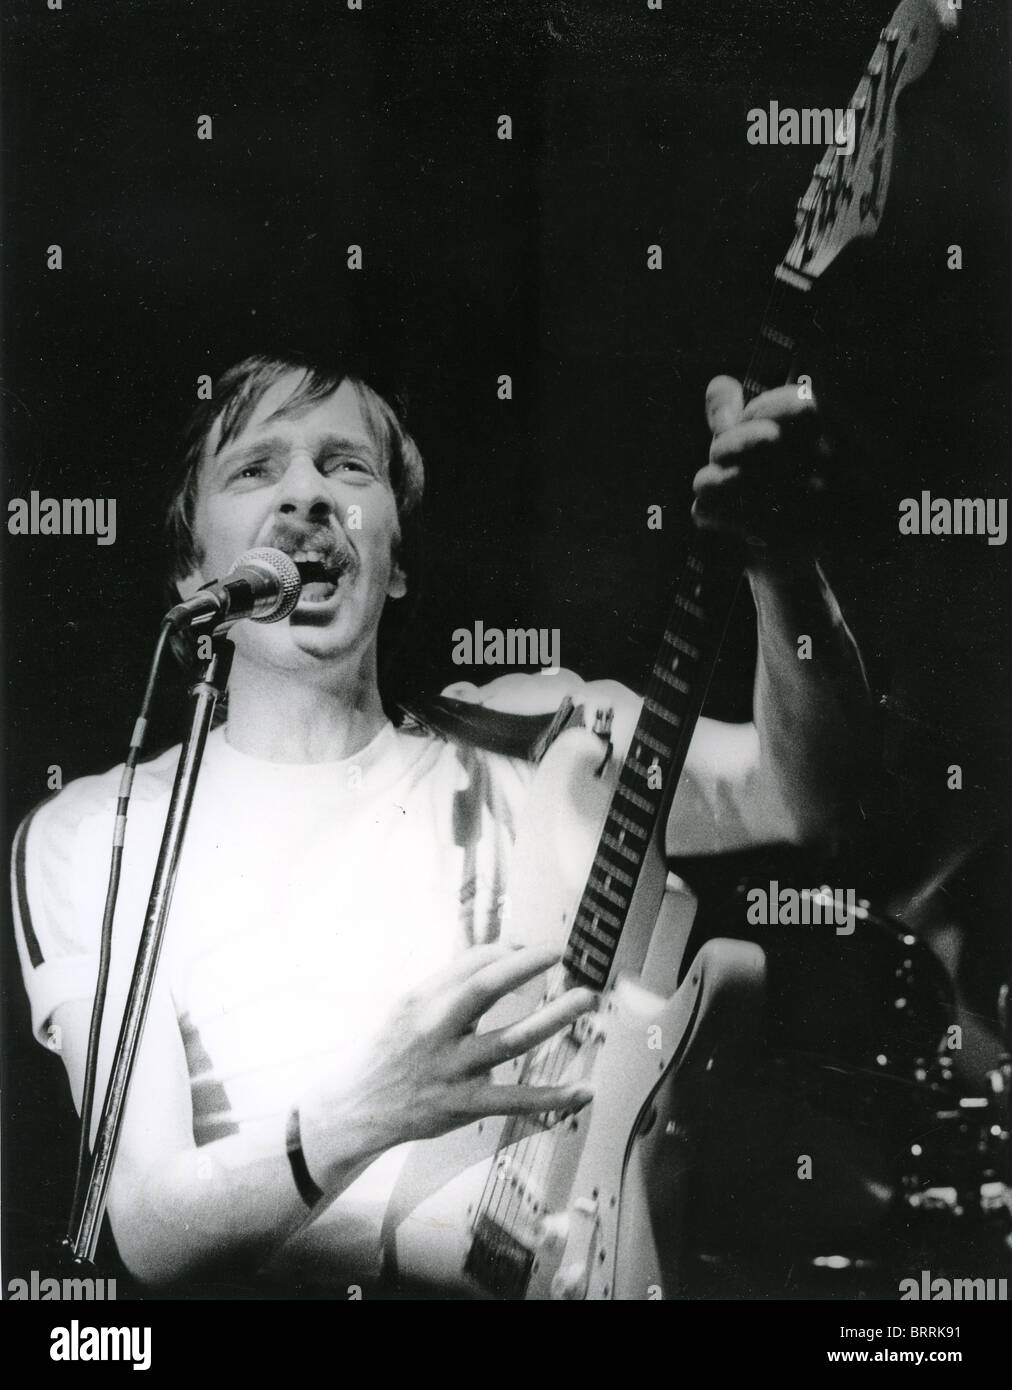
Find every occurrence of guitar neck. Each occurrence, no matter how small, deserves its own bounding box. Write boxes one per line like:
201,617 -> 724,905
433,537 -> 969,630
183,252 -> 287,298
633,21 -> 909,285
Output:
562,280 -> 812,991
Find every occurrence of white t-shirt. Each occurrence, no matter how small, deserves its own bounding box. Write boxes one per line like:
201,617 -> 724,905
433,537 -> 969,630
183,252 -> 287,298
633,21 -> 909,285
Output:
12,669 -> 774,1290
15,716 -> 529,1093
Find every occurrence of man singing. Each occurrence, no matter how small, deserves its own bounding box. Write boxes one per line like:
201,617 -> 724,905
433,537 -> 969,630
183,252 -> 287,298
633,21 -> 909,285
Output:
12,352 -> 872,1295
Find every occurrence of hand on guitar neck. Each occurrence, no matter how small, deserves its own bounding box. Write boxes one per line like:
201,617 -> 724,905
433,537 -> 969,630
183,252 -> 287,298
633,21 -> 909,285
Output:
691,373 -> 875,846
693,374 -> 833,561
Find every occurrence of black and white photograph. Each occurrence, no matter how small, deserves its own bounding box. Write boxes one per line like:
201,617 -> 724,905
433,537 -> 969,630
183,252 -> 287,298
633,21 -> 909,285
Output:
2,0 -> 1009,1361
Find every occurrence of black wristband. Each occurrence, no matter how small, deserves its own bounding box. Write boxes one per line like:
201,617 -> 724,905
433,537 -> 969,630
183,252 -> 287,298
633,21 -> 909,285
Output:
286,1106 -> 324,1207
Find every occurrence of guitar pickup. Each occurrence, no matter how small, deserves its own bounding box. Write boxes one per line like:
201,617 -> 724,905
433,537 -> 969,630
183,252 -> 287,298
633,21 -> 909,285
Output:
465,1213 -> 535,1299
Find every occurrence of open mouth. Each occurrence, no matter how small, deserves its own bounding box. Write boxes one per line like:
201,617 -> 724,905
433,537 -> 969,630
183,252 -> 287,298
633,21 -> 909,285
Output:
291,550 -> 352,605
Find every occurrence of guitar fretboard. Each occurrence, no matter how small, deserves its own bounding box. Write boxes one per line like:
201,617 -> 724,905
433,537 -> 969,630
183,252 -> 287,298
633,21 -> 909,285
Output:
562,280 -> 810,990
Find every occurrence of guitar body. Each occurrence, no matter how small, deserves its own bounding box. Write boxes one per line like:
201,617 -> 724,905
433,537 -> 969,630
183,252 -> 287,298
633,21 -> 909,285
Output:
384,726 -> 764,1299
522,939 -> 765,1301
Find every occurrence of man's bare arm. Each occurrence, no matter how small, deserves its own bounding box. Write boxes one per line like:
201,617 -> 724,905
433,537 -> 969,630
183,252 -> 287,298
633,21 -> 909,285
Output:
54,991 -> 330,1288
746,552 -> 873,842
53,943 -> 594,1288
687,375 -> 875,846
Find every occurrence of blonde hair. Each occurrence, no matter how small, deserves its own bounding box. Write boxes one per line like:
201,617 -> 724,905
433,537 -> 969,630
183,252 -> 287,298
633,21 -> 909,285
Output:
165,353 -> 425,583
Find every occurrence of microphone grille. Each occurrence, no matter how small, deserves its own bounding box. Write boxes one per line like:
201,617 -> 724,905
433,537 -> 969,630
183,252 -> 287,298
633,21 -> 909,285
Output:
233,548 -> 302,623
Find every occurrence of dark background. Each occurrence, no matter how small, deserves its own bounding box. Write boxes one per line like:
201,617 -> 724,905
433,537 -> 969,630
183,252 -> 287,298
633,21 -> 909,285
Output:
2,0 -> 1009,1289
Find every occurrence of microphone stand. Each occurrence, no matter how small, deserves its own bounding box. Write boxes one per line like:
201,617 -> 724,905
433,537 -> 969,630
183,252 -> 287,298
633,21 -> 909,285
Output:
66,633 -> 235,1266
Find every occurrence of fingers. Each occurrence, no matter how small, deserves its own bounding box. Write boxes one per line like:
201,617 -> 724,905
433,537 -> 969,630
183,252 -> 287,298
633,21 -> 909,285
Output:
708,380 -> 819,435
709,417 -> 781,469
468,1081 -> 594,1119
705,375 -> 744,435
413,942 -> 515,998
440,944 -> 561,1034
462,986 -> 598,1071
742,383 -> 818,422
690,462 -> 736,534
695,375 -> 829,547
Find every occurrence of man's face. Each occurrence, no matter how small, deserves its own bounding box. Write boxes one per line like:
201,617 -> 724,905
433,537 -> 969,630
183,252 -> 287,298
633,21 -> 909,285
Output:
180,372 -> 407,673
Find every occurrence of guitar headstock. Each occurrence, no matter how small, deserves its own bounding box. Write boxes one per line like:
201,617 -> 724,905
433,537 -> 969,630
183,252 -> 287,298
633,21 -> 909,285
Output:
781,0 -> 956,285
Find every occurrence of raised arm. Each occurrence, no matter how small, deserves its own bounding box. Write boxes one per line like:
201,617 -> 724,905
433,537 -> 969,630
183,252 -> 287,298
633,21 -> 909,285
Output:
679,374 -> 875,850
686,375 -> 878,839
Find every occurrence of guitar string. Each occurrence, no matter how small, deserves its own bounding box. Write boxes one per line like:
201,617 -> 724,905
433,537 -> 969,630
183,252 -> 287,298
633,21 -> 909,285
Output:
477,524 -> 736,1280
480,570 -> 745,1281
475,579 -> 738,1271
482,965 -> 575,1282
481,535 -> 727,1277
477,586 -> 725,1264
475,307 -> 790,1285
469,118 -> 880,1287
475,383 -> 776,1281
473,963 -> 575,1275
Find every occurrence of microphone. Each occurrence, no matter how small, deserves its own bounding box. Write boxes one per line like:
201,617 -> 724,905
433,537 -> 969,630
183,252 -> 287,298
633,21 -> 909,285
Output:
165,548 -> 302,631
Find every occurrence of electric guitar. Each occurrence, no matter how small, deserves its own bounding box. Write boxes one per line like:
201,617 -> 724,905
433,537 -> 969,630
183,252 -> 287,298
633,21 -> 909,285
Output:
378,0 -> 956,1299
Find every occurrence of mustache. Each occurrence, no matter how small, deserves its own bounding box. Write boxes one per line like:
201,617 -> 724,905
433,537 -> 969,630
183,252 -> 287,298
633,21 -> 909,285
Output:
265,522 -> 356,582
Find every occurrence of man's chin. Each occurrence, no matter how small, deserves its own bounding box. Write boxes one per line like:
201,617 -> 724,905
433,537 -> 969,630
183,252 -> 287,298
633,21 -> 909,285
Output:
230,611 -> 362,668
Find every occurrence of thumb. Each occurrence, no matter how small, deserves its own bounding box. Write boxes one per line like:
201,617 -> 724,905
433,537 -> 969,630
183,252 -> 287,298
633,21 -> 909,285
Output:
705,375 -> 744,436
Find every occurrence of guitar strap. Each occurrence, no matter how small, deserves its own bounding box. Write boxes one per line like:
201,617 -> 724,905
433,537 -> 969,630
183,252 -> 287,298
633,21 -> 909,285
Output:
397,692 -> 582,764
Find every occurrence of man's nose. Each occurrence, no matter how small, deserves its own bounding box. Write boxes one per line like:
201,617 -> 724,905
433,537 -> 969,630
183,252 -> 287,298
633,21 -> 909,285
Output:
277,451 -> 334,519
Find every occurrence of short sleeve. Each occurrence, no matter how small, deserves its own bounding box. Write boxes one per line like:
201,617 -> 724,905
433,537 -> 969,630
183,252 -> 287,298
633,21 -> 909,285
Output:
11,774 -> 118,1046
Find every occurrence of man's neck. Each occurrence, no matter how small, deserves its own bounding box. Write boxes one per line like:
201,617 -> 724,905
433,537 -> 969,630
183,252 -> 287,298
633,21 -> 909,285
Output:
223,656 -> 389,764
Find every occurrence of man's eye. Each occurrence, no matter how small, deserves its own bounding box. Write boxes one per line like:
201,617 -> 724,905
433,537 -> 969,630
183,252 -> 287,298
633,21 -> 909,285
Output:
321,455 -> 370,475
229,461 -> 270,482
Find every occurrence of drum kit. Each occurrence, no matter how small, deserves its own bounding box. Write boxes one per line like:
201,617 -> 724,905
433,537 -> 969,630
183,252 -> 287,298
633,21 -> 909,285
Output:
667,856 -> 1011,1299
